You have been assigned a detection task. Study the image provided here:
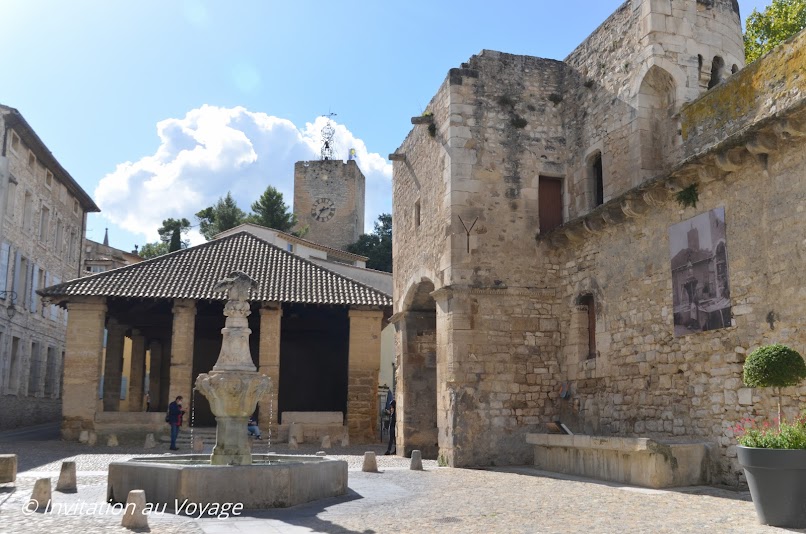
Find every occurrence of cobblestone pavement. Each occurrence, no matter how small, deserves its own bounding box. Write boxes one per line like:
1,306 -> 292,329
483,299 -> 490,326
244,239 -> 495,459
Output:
0,438 -> 800,534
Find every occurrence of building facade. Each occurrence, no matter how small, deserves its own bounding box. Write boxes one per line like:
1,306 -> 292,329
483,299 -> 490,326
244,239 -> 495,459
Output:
392,0 -> 806,485
0,105 -> 99,429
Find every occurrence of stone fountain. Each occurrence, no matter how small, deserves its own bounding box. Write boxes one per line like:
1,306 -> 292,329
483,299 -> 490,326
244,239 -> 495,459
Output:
107,272 -> 348,510
195,272 -> 270,466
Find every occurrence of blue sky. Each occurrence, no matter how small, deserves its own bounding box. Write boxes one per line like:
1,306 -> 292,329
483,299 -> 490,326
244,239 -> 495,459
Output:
1,0 -> 771,251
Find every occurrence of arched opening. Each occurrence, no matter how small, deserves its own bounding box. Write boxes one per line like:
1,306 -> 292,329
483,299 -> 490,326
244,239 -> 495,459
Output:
637,66 -> 677,177
708,56 -> 725,89
731,64 -> 739,75
576,294 -> 597,360
397,280 -> 438,459
588,152 -> 604,208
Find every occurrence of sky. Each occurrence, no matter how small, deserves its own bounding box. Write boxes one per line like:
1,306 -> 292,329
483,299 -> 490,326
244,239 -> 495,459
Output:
0,0 -> 772,251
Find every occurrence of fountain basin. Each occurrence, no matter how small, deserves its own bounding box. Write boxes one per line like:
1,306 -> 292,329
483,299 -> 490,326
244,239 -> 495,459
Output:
107,454 -> 348,510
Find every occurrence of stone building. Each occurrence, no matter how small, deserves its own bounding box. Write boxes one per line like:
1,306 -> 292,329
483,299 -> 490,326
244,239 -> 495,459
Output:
83,230 -> 143,276
0,105 -> 99,430
293,160 -> 365,251
40,231 -> 392,443
391,0 -> 806,485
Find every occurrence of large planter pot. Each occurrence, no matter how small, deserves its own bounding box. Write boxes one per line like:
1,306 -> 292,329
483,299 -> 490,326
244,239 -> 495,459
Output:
737,446 -> 806,528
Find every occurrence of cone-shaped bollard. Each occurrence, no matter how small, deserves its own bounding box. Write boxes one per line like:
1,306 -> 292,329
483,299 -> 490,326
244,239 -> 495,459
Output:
289,436 -> 299,450
340,432 -> 349,447
55,461 -> 77,492
107,434 -> 119,447
321,435 -> 331,449
143,434 -> 156,449
29,478 -> 51,511
192,438 -> 204,453
362,451 -> 378,472
121,489 -> 149,529
410,450 -> 423,471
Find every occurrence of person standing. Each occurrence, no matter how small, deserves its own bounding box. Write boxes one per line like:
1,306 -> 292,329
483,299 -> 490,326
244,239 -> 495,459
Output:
145,391 -> 151,412
384,400 -> 396,455
168,396 -> 185,451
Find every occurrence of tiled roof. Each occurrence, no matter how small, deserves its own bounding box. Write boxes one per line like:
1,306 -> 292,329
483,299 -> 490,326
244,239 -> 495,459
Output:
39,232 -> 392,307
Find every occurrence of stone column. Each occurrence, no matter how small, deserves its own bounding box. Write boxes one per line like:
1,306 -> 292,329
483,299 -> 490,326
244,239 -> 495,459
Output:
347,308 -> 384,442
128,330 -> 146,411
148,341 -> 162,411
169,300 -> 196,405
62,297 -> 107,440
159,342 -> 171,412
258,303 -> 282,432
103,319 -> 126,411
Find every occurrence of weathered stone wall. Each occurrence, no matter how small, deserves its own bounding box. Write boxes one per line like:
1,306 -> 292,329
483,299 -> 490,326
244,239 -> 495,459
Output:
0,394 -> 61,428
293,160 -> 365,251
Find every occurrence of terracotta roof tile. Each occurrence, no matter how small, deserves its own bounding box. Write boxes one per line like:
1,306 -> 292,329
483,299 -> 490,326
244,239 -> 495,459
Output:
39,232 -> 392,307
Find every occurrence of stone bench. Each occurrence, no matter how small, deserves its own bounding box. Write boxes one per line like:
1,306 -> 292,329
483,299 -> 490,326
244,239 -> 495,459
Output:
280,412 -> 346,443
525,434 -> 711,488
0,454 -> 17,483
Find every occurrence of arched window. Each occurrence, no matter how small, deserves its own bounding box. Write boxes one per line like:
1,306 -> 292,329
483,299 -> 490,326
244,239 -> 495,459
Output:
708,56 -> 725,89
577,294 -> 597,360
589,152 -> 604,208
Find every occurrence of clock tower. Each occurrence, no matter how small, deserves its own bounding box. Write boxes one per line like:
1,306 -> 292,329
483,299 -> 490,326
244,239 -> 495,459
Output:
293,159 -> 366,251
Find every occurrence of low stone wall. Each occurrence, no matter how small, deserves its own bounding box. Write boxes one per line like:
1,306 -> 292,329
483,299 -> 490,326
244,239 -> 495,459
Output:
0,395 -> 61,430
526,434 -> 712,488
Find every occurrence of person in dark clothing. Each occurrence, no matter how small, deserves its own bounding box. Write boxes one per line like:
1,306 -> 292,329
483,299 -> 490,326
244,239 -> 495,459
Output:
384,400 -> 396,455
167,396 -> 186,450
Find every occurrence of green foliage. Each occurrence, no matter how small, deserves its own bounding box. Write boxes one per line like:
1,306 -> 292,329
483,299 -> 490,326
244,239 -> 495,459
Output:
743,344 -> 806,388
744,0 -> 806,63
675,183 -> 699,209
735,414 -> 806,449
138,241 -> 169,259
346,214 -> 392,273
248,186 -> 298,233
196,192 -> 248,240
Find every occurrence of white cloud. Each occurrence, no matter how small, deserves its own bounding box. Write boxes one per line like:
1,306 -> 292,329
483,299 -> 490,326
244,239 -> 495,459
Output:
94,105 -> 392,245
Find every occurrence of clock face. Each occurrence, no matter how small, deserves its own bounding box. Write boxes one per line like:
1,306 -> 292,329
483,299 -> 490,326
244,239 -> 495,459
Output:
311,197 -> 336,222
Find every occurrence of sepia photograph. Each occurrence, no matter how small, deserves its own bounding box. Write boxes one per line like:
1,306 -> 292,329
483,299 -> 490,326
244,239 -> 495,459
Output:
669,207 -> 732,336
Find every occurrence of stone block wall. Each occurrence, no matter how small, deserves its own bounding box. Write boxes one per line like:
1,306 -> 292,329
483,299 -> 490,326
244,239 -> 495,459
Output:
293,160 -> 365,251
551,122 -> 806,485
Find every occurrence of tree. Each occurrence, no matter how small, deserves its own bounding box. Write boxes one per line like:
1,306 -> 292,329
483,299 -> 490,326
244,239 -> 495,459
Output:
138,241 -> 169,259
744,0 -> 806,63
346,214 -> 392,272
248,186 -> 298,233
137,217 -> 191,259
196,193 -> 247,240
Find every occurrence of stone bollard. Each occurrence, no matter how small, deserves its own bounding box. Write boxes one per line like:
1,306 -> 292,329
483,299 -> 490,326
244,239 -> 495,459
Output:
192,438 -> 204,453
55,461 -> 77,492
289,422 -> 304,444
107,434 -> 119,447
143,434 -> 157,449
0,454 -> 17,483
29,478 -> 51,511
410,450 -> 423,471
340,432 -> 349,448
121,489 -> 149,529
78,430 -> 89,443
288,436 -> 299,450
321,435 -> 331,449
362,452 -> 378,473
87,432 -> 97,446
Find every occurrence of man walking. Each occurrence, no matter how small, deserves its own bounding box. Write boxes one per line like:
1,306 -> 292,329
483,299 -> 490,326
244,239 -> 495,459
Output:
168,396 -> 186,451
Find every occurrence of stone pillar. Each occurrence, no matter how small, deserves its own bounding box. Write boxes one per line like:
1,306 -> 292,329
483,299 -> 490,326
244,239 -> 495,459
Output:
159,342 -> 171,412
103,319 -> 126,411
169,300 -> 196,405
148,341 -> 162,411
62,297 -> 106,440
258,303 -> 282,432
128,330 -> 146,411
346,308 -> 384,442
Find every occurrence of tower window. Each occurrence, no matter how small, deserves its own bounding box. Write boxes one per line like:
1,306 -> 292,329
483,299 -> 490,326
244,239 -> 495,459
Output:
538,176 -> 563,233
414,200 -> 421,228
708,56 -> 725,89
577,294 -> 597,359
589,152 -> 604,208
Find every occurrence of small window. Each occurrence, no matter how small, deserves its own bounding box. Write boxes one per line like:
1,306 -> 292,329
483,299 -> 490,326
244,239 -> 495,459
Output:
39,206 -> 50,242
414,200 -> 421,228
89,265 -> 106,273
538,176 -> 563,233
589,152 -> 604,208
22,191 -> 33,231
708,56 -> 725,89
578,294 -> 597,359
73,199 -> 79,215
287,243 -> 294,252
9,131 -> 20,154
27,151 -> 36,169
29,341 -> 41,395
6,181 -> 17,218
45,170 -> 53,188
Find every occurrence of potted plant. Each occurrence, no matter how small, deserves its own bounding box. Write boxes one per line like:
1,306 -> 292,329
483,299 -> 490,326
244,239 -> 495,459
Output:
735,343 -> 806,528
